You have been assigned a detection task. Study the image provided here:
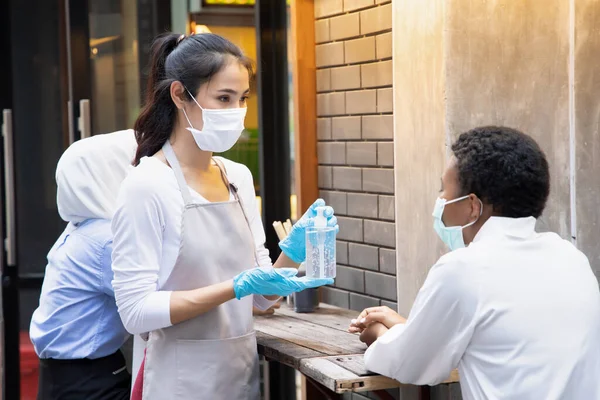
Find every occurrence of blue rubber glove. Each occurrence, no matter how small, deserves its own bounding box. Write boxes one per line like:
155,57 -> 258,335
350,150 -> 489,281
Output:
279,199 -> 339,263
233,267 -> 333,299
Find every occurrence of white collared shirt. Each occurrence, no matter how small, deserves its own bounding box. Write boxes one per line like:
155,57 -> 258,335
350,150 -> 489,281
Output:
364,217 -> 600,400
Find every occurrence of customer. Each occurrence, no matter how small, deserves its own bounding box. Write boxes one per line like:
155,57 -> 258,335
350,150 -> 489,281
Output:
350,126 -> 600,399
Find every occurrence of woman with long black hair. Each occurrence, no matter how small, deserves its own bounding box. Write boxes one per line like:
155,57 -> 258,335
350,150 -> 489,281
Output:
111,33 -> 337,399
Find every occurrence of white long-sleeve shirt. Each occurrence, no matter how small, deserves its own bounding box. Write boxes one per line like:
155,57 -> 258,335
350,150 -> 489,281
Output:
111,156 -> 274,335
365,217 -> 600,399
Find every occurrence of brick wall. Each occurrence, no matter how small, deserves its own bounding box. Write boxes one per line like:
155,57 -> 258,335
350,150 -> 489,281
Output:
313,0 -> 396,313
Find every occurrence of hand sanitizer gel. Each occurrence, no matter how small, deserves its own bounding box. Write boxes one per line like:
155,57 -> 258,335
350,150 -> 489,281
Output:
305,206 -> 336,279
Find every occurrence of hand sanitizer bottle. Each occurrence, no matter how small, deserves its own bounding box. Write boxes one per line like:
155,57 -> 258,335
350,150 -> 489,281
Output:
305,206 -> 336,279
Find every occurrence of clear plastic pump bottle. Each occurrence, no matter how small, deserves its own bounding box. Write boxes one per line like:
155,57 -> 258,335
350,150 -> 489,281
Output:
305,206 -> 336,279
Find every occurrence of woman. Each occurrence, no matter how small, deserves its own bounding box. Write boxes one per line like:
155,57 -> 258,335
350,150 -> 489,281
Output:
111,32 -> 337,399
30,130 -> 137,399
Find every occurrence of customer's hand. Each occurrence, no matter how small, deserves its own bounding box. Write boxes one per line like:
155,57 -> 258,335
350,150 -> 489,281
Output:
252,302 -> 281,316
278,199 -> 339,263
233,267 -> 333,299
359,322 -> 388,347
348,306 -> 406,333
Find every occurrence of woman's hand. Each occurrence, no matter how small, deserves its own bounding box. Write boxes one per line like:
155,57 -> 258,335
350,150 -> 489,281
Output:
233,267 -> 333,299
348,306 -> 406,333
278,199 -> 339,263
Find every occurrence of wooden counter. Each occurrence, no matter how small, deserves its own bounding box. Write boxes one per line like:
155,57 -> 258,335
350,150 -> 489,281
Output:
254,303 -> 459,396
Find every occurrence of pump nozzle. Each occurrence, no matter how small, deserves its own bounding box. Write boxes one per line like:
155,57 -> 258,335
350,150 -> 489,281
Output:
314,206 -> 327,229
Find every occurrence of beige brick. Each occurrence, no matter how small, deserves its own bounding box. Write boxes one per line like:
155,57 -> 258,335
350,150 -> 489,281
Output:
360,4 -> 392,35
379,248 -> 396,274
378,142 -> 394,166
318,142 -> 346,165
320,190 -> 347,214
344,0 -> 374,12
347,194 -> 378,219
315,19 -> 330,44
318,166 -> 333,189
332,116 -> 361,139
376,32 -> 392,59
322,287 -> 350,308
317,118 -> 332,140
347,142 -> 377,166
330,13 -> 360,41
344,36 -> 376,64
315,0 -> 343,18
365,270 -> 397,299
316,69 -> 331,92
336,217 -> 364,242
363,168 -> 394,193
378,195 -> 395,221
377,88 -> 393,113
346,90 -> 377,114
331,66 -> 361,90
317,92 -> 346,116
333,168 -> 362,191
361,60 -> 393,88
362,115 -> 393,139
316,42 -> 344,67
350,293 -> 380,311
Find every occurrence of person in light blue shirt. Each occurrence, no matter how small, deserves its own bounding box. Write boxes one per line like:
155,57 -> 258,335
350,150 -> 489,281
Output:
30,130 -> 137,400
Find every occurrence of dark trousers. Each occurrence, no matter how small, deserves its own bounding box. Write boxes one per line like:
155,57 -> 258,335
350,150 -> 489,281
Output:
37,350 -> 131,400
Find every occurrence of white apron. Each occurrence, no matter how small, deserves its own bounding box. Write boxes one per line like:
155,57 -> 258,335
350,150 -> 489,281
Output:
142,141 -> 260,400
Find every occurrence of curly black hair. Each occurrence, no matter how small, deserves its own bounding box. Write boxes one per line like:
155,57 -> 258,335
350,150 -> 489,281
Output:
451,126 -> 550,218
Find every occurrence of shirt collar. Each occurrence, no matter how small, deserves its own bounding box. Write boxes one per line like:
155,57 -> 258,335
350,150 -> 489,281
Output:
472,216 -> 537,243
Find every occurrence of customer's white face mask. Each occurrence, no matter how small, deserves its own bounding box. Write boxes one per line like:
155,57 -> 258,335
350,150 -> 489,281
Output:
182,88 -> 247,153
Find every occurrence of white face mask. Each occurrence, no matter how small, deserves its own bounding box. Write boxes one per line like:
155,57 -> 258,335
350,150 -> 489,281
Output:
182,89 -> 247,153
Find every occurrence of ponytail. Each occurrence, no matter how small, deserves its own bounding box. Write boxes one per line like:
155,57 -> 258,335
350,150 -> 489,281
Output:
133,33 -> 180,165
133,32 -> 254,165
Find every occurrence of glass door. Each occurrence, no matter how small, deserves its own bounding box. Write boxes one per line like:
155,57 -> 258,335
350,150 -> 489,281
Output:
88,0 -> 142,135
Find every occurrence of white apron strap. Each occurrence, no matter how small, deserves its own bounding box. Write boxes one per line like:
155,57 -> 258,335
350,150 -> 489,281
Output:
161,141 -> 193,206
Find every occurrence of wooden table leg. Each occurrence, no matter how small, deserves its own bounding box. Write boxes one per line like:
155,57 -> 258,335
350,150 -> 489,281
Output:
304,376 -> 343,400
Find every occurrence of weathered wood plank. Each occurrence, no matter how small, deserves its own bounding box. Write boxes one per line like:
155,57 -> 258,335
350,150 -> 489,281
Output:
255,314 -> 365,355
275,303 -> 358,332
298,357 -> 360,393
327,355 -> 375,377
300,357 -> 404,393
325,355 -> 459,383
256,331 -> 324,369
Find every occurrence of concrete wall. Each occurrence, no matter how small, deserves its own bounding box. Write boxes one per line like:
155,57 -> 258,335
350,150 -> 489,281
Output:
392,0 -> 600,398
574,0 -> 600,277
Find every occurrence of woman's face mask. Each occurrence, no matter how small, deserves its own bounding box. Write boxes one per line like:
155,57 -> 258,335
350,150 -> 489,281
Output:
432,195 -> 482,251
182,89 -> 247,153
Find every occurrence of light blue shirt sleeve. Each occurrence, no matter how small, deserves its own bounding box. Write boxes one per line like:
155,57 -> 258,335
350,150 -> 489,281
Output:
30,219 -> 129,360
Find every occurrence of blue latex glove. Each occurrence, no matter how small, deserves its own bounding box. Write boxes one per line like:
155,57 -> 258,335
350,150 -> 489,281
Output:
233,267 -> 333,299
279,199 -> 339,263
